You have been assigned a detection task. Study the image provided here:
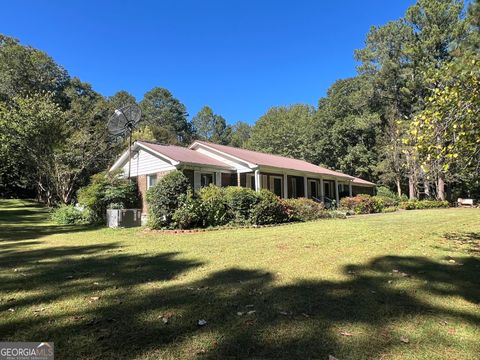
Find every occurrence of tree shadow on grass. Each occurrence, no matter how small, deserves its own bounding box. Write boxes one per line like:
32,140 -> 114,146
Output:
1,240 -> 479,359
0,200 -> 102,242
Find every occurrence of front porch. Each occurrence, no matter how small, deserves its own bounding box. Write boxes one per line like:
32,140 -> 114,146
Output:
181,166 -> 354,204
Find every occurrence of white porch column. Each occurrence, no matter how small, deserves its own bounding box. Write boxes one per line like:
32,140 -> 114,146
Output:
334,179 -> 340,204
303,176 -> 308,198
283,173 -> 288,198
254,169 -> 261,192
237,171 -> 241,187
349,182 -> 353,197
320,178 -> 324,201
215,172 -> 222,187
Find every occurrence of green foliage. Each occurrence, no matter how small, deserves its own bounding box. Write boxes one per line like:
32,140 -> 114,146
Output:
192,106 -> 231,145
198,185 -> 231,227
139,87 -> 192,145
0,93 -> 63,200
77,171 -> 138,224
376,186 -> 396,198
400,199 -> 449,210
282,198 -> 327,222
172,192 -> 204,230
248,104 -> 318,162
249,190 -> 288,225
229,121 -> 251,148
146,171 -> 190,229
50,205 -> 89,225
223,187 -> 259,224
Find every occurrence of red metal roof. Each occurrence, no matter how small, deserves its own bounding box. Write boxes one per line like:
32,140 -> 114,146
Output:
139,141 -> 233,169
191,140 -> 355,179
352,177 -> 376,186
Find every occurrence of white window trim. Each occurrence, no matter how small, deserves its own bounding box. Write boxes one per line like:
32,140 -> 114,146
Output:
147,174 -> 157,189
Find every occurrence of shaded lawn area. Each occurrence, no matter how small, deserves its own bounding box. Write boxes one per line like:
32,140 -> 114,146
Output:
0,200 -> 479,359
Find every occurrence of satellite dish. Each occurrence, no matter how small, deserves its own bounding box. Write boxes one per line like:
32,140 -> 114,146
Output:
108,104 -> 142,179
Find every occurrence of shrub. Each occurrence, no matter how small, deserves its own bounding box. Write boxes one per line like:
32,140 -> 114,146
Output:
147,170 -> 190,229
224,187 -> 259,224
400,199 -> 449,210
198,185 -> 231,227
51,205 -> 89,225
340,194 -> 377,214
172,192 -> 204,229
250,190 -> 288,225
77,171 -> 138,224
282,198 -> 326,222
376,186 -> 397,199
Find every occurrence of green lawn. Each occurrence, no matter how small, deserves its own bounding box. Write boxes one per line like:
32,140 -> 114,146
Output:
0,199 -> 479,359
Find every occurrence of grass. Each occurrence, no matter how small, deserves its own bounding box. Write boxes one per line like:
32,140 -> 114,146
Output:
0,199 -> 479,359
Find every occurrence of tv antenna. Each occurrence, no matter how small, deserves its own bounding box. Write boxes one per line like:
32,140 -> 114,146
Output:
108,104 -> 142,179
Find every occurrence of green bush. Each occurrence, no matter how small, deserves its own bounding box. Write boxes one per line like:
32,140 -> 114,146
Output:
77,171 -> 138,224
376,186 -> 397,199
224,187 -> 259,224
147,170 -> 190,229
198,185 -> 231,226
400,199 -> 449,210
51,205 -> 89,225
250,190 -> 288,225
282,197 -> 326,221
172,192 -> 204,229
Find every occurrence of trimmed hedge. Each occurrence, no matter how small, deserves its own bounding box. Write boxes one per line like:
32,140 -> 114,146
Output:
399,200 -> 449,210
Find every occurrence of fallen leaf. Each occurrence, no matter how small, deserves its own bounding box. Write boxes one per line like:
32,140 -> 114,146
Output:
89,296 -> 100,301
400,336 -> 409,344
197,319 -> 207,326
237,312 -> 244,316
7,308 -> 15,312
279,311 -> 288,316
302,313 -> 310,318
247,310 -> 256,315
65,275 -> 74,279
448,259 -> 456,264
328,355 -> 338,360
340,331 -> 353,336
245,304 -> 254,308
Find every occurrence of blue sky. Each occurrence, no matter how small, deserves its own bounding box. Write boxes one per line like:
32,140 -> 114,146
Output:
2,0 -> 415,124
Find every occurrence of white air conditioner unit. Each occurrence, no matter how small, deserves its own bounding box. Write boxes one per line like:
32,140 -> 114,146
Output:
106,209 -> 142,228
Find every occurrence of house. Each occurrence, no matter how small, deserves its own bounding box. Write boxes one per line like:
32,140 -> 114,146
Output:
110,140 -> 375,217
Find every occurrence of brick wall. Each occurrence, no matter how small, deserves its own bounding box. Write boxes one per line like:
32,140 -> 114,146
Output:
137,170 -> 172,215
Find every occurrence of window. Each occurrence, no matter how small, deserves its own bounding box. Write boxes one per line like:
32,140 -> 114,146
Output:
246,174 -> 255,190
291,177 -> 297,198
200,173 -> 213,187
147,174 -> 157,189
270,176 -> 283,197
309,180 -> 318,199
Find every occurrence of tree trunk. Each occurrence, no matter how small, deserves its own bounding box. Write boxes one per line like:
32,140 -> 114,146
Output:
424,180 -> 430,198
437,173 -> 445,201
396,177 -> 402,197
408,174 -> 416,200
